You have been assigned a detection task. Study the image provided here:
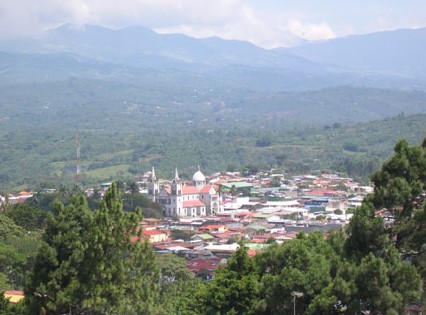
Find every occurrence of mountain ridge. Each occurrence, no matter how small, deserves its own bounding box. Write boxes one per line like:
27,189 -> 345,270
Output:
2,24 -> 425,77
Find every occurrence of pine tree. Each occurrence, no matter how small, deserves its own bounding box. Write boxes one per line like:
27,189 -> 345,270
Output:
370,138 -> 426,250
24,183 -> 159,314
199,242 -> 259,315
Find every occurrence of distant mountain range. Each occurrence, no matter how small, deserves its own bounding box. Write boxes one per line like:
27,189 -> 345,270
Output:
0,24 -> 425,90
0,24 -> 426,135
284,28 -> 426,79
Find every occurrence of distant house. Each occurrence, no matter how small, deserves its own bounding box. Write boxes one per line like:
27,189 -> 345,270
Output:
220,181 -> 254,193
187,257 -> 223,279
3,290 -> 24,304
131,229 -> 168,244
142,229 -> 168,243
198,224 -> 227,234
191,233 -> 216,243
203,243 -> 240,256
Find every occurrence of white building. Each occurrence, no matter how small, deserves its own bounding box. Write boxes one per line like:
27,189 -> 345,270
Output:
148,166 -> 220,218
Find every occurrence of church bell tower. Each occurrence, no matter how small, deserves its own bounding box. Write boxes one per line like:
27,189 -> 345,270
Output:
148,166 -> 159,201
171,168 -> 182,195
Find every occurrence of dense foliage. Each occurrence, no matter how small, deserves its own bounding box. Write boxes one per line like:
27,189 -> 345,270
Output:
24,183 -> 160,314
0,111 -> 425,191
0,215 -> 40,292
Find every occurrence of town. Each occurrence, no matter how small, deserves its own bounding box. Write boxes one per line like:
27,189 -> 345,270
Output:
1,166 -> 375,281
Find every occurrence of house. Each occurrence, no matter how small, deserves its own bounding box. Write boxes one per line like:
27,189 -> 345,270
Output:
191,233 -> 216,243
203,243 -> 240,257
131,229 -> 169,244
3,290 -> 24,303
198,224 -> 227,234
219,182 -> 254,193
187,257 -> 224,279
143,229 -> 168,243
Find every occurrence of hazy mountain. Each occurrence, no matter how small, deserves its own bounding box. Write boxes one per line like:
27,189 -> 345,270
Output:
1,24 -> 425,91
282,28 -> 426,79
0,24 -> 317,71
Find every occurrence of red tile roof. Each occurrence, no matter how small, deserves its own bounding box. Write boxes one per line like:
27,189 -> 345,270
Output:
4,290 -> 24,295
182,185 -> 215,194
199,185 -> 215,193
187,258 -> 222,272
247,250 -> 257,257
181,186 -> 200,194
183,200 -> 205,207
143,230 -> 167,236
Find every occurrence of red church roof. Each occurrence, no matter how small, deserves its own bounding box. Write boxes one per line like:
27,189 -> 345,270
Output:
183,200 -> 205,207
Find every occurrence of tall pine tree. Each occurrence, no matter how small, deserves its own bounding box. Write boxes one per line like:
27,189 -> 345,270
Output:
24,183 -> 159,315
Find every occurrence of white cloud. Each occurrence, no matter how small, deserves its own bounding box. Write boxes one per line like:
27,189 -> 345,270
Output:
0,0 -> 423,47
287,19 -> 336,41
151,1 -> 333,48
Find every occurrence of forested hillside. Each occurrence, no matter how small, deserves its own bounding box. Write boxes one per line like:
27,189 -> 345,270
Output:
0,111 -> 425,192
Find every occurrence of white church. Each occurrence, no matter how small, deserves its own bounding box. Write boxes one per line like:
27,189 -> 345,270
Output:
147,166 -> 220,218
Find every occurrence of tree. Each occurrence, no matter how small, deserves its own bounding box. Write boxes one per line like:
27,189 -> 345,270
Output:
0,272 -> 10,292
275,154 -> 287,167
242,164 -> 259,176
368,138 -> 426,305
369,139 -> 426,250
0,214 -> 40,290
269,178 -> 281,188
156,253 -> 199,315
199,242 -> 259,315
344,203 -> 390,261
121,193 -> 163,218
4,204 -> 47,231
24,183 -> 160,314
229,185 -> 238,197
255,232 -> 336,315
0,293 -> 19,315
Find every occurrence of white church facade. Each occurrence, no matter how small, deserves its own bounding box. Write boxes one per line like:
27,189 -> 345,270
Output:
148,167 -> 220,218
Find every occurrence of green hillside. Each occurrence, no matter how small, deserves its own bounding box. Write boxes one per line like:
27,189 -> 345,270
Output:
1,112 -> 425,192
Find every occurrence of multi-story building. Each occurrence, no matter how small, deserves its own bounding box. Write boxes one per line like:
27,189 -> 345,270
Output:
148,166 -> 220,217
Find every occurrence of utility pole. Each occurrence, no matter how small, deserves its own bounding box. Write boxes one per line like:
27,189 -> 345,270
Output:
291,291 -> 304,315
75,135 -> 82,189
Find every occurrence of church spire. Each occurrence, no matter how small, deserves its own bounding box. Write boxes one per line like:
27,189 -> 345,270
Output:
172,167 -> 182,195
148,166 -> 159,202
174,167 -> 180,181
151,166 -> 156,181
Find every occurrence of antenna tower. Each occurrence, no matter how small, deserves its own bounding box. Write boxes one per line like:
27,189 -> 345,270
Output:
75,135 -> 82,188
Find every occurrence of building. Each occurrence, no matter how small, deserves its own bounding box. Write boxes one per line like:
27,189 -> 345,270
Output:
148,166 -> 220,218
3,290 -> 24,304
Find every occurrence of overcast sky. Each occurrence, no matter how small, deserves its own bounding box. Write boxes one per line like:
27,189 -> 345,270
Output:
1,0 -> 425,48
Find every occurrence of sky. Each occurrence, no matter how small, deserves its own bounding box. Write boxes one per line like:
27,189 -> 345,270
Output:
0,0 -> 425,48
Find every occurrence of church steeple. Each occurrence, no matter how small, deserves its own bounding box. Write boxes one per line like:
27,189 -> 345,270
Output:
148,166 -> 159,201
151,166 -> 157,181
171,167 -> 182,195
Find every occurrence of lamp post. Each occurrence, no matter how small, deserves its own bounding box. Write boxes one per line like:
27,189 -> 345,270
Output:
291,291 -> 304,315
